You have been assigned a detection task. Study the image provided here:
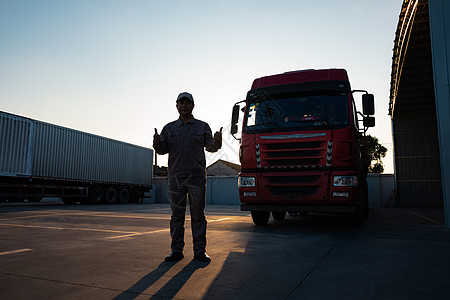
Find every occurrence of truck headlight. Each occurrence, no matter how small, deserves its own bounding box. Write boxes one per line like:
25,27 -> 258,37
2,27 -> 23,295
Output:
333,176 -> 358,187
239,176 -> 256,187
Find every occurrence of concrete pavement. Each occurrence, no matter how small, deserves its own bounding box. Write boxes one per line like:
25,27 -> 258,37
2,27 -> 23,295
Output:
0,202 -> 449,299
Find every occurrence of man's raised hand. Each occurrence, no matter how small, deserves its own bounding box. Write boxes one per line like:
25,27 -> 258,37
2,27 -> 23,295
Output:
214,127 -> 223,142
153,128 -> 161,146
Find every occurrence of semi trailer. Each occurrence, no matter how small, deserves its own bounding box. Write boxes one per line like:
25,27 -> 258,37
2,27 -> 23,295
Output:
0,111 -> 153,204
231,69 -> 375,226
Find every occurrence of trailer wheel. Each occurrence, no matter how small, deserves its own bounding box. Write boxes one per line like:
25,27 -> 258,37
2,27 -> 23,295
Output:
89,186 -> 104,204
118,188 -> 130,204
104,187 -> 117,204
272,211 -> 286,221
251,211 -> 270,225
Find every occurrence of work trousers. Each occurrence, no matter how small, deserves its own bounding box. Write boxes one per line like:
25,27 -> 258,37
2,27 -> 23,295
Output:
168,175 -> 207,255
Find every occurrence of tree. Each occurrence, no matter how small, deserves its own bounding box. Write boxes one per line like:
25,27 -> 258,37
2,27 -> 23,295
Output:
364,135 -> 387,173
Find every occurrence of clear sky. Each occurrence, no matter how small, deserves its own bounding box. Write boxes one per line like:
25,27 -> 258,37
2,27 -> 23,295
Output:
0,0 -> 402,172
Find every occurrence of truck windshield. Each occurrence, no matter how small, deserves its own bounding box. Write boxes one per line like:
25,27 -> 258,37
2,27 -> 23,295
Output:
244,93 -> 349,133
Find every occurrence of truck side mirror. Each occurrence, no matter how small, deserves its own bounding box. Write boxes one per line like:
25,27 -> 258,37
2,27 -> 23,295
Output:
231,105 -> 240,134
362,94 -> 375,115
231,124 -> 238,135
363,116 -> 375,127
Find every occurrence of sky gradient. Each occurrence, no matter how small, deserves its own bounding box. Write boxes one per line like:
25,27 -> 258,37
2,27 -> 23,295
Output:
0,0 -> 402,172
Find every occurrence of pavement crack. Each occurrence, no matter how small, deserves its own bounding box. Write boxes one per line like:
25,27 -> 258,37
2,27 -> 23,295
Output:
285,237 -> 343,300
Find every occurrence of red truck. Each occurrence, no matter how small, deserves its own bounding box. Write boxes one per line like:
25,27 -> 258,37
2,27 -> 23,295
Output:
231,69 -> 375,226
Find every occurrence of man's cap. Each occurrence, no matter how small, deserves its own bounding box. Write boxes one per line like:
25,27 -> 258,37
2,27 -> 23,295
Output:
176,92 -> 194,104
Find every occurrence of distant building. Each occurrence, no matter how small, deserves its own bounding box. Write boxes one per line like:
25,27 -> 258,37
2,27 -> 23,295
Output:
207,159 -> 240,176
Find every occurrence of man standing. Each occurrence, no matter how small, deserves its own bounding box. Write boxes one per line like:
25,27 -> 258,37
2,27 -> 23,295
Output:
153,92 -> 222,263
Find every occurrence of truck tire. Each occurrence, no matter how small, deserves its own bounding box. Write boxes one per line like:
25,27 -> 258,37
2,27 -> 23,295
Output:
348,204 -> 363,228
363,180 -> 369,218
349,183 -> 364,227
348,178 -> 366,227
272,211 -> 286,221
251,211 -> 270,225
104,187 -> 117,204
118,188 -> 130,204
89,186 -> 104,204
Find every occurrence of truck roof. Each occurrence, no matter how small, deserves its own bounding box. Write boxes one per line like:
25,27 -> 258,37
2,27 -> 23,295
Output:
251,68 -> 349,90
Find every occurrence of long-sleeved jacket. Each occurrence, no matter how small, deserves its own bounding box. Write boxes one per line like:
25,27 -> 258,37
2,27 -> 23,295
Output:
154,117 -> 221,178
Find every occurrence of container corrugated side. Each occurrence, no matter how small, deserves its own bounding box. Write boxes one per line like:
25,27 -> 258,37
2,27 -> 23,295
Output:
31,121 -> 153,186
0,112 -> 33,177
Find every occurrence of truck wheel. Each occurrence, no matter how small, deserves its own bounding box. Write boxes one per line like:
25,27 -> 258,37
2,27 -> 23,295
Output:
349,182 -> 365,227
272,211 -> 286,221
348,204 -> 363,228
89,186 -> 104,204
104,187 -> 117,204
251,211 -> 270,225
118,188 -> 130,204
363,180 -> 369,218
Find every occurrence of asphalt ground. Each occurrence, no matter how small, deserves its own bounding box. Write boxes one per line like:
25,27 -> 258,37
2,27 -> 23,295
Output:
0,201 -> 449,300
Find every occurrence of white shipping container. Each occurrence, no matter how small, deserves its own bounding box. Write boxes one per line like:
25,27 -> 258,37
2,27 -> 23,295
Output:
1,111 -> 153,186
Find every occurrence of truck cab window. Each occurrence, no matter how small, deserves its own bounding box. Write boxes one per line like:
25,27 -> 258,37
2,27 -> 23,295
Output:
244,94 -> 349,133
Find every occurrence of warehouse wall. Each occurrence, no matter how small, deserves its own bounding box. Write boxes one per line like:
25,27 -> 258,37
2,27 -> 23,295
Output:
429,0 -> 450,228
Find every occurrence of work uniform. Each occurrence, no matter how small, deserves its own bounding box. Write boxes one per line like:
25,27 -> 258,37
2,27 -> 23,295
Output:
154,117 -> 221,255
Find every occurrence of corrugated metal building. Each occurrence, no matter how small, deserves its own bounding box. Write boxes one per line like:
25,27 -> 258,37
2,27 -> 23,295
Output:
389,0 -> 442,207
390,0 -> 450,228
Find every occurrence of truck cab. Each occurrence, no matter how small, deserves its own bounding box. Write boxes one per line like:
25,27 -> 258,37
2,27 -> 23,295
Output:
231,69 -> 375,226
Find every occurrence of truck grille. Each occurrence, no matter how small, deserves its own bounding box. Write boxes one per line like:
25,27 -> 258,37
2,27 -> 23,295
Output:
261,172 -> 327,201
267,175 -> 320,184
265,142 -> 321,150
258,140 -> 330,168
269,186 -> 318,198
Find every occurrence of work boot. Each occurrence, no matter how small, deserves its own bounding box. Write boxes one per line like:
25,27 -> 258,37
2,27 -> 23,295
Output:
165,251 -> 184,262
194,252 -> 211,262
